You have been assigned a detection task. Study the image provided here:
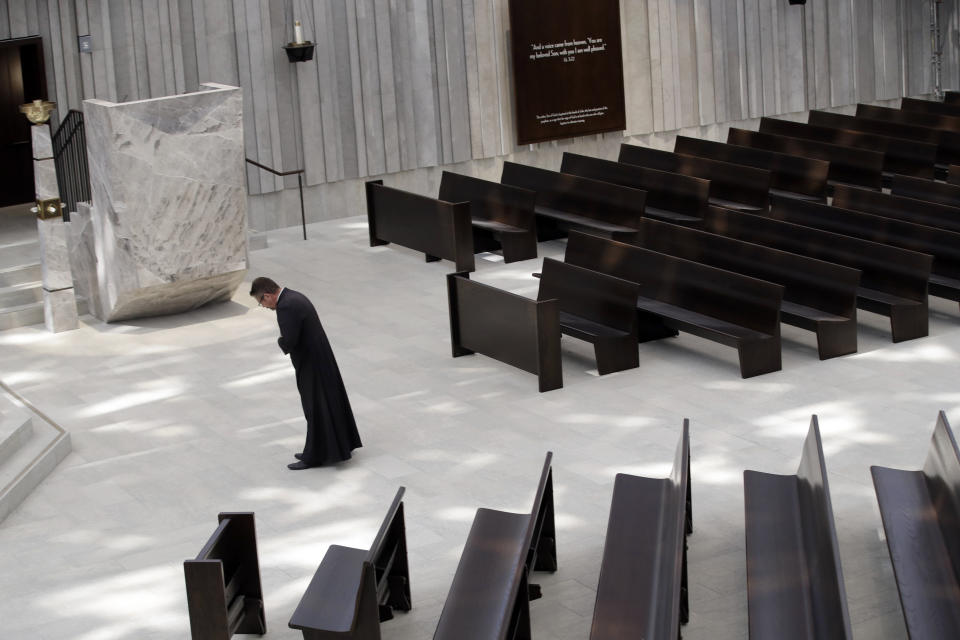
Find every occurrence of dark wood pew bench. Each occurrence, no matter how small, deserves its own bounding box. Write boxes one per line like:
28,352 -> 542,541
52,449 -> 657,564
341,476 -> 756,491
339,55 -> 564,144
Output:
901,95 -> 960,118
950,164 -> 960,186
433,452 -> 558,640
768,194 -> 960,310
673,135 -> 829,202
564,231 -> 784,378
727,127 -> 885,191
500,161 -> 645,241
289,487 -> 411,639
812,108 -> 960,169
591,419 -> 692,640
856,102 -> 960,135
891,174 -> 960,209
447,271 -> 562,392
438,171 -> 538,263
184,512 -> 266,640
559,151 -> 709,223
366,180 -> 475,272
701,206 -> 932,342
832,183 -> 960,235
634,218 -> 860,359
618,142 -> 771,211
758,116 -> 936,180
744,416 -> 852,640
538,257 -> 641,375
871,411 -> 960,640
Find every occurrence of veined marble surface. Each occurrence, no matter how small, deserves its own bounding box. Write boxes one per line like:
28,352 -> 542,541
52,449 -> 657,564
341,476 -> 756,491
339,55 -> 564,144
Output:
65,204 -> 103,319
37,218 -> 73,291
31,124 -> 58,199
83,83 -> 248,322
42,288 -> 78,333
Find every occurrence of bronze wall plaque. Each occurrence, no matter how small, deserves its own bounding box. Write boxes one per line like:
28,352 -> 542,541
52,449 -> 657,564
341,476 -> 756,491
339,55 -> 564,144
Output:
509,0 -> 626,145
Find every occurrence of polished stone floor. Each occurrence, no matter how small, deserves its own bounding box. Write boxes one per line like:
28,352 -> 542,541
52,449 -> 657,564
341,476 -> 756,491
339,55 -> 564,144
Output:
1,215 -> 958,639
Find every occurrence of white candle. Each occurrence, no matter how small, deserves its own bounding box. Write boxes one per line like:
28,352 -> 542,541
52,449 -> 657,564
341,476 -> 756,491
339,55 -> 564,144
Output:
294,20 -> 304,44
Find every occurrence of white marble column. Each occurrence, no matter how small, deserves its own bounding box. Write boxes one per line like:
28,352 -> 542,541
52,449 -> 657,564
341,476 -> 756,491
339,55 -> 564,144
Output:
37,217 -> 79,333
31,124 -> 58,199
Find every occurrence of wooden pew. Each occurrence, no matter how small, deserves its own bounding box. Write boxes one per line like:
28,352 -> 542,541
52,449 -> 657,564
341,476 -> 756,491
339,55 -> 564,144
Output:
618,142 -> 771,211
950,164 -> 960,186
727,128 -> 884,191
744,416 -> 852,640
855,103 -> 960,135
832,184 -> 960,234
769,194 -> 960,309
891,174 -> 960,208
758,116 -> 936,179
559,151 -> 708,223
184,512 -> 266,640
900,96 -> 960,118
700,206 -> 931,342
538,257 -> 641,375
366,180 -> 475,272
673,135 -> 829,202
591,419 -> 692,640
447,271 -> 562,392
289,488 -> 412,639
433,452 -> 558,640
564,230 -> 784,378
633,218 -> 860,359
871,411 -> 960,640
809,109 -> 960,168
438,171 -> 538,263
945,90 -> 960,106
500,161 -> 645,241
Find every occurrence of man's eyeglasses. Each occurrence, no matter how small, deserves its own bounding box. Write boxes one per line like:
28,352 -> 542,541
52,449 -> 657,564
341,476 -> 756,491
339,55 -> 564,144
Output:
257,293 -> 266,307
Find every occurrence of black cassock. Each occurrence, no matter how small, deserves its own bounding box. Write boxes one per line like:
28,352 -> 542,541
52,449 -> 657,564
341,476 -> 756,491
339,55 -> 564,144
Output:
276,288 -> 362,465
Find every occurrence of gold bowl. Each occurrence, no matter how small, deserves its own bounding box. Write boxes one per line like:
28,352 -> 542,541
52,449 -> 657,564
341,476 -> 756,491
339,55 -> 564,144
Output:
19,99 -> 56,125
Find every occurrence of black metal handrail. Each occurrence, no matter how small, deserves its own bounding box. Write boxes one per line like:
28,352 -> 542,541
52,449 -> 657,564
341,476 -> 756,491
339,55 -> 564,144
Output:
52,109 -> 91,221
245,158 -> 307,240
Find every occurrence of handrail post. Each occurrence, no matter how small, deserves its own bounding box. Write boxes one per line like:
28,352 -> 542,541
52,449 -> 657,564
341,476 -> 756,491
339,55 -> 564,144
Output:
298,173 -> 306,240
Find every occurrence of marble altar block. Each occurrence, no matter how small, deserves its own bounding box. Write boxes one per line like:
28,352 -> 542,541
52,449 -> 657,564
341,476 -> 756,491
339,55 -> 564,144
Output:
83,83 -> 248,322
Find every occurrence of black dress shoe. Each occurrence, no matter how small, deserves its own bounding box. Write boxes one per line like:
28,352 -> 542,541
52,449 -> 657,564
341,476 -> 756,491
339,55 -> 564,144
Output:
287,460 -> 312,470
294,453 -> 305,461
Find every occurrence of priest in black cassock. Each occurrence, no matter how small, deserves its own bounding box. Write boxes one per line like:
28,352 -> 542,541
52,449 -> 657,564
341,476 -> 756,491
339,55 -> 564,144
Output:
250,277 -> 362,469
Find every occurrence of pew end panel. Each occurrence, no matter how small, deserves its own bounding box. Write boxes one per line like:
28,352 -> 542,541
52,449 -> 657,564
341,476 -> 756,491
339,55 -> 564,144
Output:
184,512 -> 266,640
365,181 -> 476,272
446,272 -> 563,392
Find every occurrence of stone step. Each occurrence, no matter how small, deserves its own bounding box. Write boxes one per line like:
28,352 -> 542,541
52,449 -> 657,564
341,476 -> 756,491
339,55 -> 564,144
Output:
0,407 -> 33,467
0,281 -> 43,309
0,296 -> 88,332
0,389 -> 71,524
0,263 -> 41,288
0,301 -> 44,331
0,239 -> 40,271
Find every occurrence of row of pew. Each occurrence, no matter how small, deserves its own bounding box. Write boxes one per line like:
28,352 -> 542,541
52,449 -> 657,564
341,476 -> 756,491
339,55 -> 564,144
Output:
368,94 -> 960,391
181,411 -> 960,639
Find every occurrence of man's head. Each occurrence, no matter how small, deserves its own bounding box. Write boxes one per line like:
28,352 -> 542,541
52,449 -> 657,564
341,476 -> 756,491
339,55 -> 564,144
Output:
250,276 -> 281,310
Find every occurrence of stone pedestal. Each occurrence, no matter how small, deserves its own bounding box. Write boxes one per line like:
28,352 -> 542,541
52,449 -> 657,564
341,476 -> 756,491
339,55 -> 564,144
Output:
83,83 -> 248,322
31,124 -> 58,199
37,218 -> 78,333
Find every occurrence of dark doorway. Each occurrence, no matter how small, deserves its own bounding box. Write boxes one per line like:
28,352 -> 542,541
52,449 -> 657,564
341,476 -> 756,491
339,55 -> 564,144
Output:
0,37 -> 47,208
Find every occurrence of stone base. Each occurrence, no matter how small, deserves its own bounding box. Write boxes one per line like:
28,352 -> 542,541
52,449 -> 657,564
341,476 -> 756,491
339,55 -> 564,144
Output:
65,204 -> 102,319
37,218 -> 73,291
43,289 -> 79,333
105,269 -> 247,322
